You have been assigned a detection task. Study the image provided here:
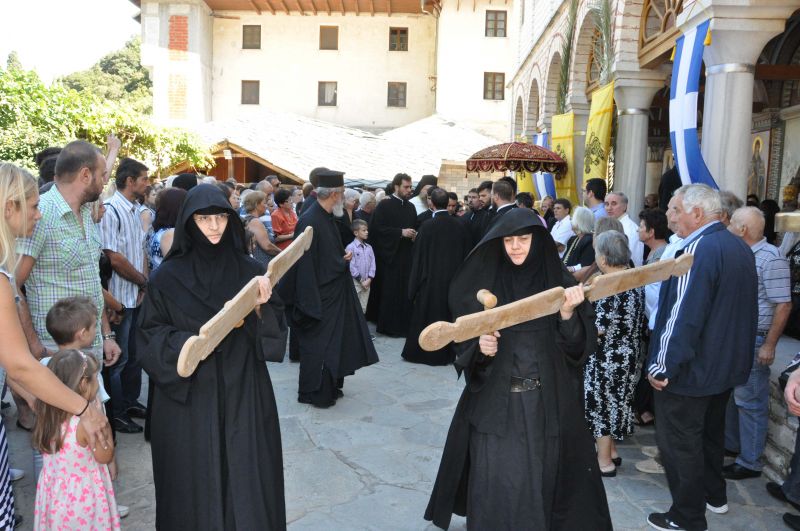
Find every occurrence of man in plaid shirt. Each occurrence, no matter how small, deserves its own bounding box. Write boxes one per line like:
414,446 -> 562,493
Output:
15,140 -> 121,427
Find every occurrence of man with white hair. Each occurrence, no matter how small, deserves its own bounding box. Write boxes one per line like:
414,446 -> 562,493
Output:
355,191 -> 376,223
645,184 -> 758,531
724,207 -> 791,481
604,191 -> 645,266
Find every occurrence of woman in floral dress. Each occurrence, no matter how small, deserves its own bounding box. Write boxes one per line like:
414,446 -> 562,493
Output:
584,230 -> 645,477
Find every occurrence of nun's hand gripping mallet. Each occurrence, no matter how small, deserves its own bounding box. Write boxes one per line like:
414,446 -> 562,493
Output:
176,226 -> 314,377
419,253 -> 694,352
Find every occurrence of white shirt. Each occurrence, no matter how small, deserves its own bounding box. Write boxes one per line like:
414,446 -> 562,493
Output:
619,213 -> 645,267
550,215 -> 575,257
100,191 -> 146,307
646,234 -> 684,330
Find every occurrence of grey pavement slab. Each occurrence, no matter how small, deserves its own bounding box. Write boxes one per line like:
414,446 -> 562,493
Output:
3,328 -> 795,530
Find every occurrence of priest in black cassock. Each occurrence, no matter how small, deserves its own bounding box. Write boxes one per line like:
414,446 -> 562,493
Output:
401,188 -> 471,365
297,166 -> 328,217
137,184 -> 286,530
278,170 -> 379,408
365,173 -> 418,337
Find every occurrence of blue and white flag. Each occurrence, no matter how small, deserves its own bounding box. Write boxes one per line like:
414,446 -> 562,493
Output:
533,133 -> 557,200
669,19 -> 718,189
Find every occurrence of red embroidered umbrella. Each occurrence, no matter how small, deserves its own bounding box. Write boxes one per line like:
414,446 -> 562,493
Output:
466,142 -> 567,175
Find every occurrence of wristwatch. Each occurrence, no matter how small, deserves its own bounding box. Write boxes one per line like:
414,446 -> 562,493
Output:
103,332 -> 116,341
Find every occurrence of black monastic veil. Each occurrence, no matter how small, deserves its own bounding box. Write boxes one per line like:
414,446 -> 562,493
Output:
425,208 -> 613,530
138,184 -> 287,530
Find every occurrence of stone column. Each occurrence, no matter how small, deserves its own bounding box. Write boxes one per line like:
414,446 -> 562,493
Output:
678,2 -> 797,199
613,74 -> 665,218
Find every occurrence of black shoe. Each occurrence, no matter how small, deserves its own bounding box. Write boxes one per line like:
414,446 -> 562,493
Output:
112,417 -> 143,434
647,512 -> 685,530
722,462 -> 761,480
785,513 -> 800,531
767,482 -> 800,511
13,514 -> 21,529
298,396 -> 335,409
599,465 -> 616,478
612,456 -> 622,467
126,404 -> 147,419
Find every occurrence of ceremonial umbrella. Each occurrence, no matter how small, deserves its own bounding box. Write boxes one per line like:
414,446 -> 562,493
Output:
465,142 -> 567,176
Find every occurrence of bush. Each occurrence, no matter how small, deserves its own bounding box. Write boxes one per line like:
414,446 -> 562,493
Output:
0,61 -> 212,175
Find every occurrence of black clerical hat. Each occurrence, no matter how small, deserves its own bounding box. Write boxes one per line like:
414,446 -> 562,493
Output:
316,169 -> 345,188
309,166 -> 329,187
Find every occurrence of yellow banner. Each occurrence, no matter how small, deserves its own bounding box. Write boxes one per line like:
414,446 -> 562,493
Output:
551,113 -> 578,205
516,171 -> 534,194
584,81 -> 615,184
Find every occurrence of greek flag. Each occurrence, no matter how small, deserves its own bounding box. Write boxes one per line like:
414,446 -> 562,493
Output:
669,19 -> 719,189
533,133 -> 557,200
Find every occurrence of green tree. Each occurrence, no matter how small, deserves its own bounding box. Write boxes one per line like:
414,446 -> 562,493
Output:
5,52 -> 22,71
60,37 -> 153,115
0,63 -> 212,176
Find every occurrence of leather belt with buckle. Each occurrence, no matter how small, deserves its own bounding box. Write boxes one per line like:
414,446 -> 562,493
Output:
510,376 -> 542,392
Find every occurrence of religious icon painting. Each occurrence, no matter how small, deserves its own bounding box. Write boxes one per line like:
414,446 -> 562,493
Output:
749,130 -> 771,201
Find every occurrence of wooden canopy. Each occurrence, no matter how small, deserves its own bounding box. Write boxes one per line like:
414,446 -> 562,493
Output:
169,140 -> 304,185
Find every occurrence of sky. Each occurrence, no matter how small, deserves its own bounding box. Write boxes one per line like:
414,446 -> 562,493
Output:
0,0 -> 141,82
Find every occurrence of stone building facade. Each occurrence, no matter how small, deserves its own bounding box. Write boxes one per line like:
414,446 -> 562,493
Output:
508,0 -> 800,217
137,0 -> 516,136
510,0 -> 800,476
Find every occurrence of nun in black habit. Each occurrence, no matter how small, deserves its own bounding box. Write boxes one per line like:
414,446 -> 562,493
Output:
137,184 -> 287,530
424,208 -> 612,530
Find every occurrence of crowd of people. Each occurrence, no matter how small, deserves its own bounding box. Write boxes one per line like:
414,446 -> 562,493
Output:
0,134 -> 797,530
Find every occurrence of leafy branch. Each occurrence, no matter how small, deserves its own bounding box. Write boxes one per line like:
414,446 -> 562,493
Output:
556,0 -> 579,115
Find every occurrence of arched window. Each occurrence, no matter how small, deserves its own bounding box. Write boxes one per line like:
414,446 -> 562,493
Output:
639,0 -> 684,68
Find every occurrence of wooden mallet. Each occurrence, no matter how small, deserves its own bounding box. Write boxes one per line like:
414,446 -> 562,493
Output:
176,226 -> 314,377
419,253 -> 694,352
776,212 -> 800,233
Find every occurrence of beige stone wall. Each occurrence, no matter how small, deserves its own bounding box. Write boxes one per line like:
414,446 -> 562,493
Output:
437,160 -> 505,199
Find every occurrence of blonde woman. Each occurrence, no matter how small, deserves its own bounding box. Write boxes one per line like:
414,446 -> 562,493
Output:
0,163 -> 111,528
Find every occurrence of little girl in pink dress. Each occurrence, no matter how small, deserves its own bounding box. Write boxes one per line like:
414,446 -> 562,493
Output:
32,350 -> 120,531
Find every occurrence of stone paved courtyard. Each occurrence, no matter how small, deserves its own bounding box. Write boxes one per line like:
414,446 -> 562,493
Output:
4,327 -> 798,530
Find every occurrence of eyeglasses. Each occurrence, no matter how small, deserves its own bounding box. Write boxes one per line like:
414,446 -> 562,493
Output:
193,213 -> 230,225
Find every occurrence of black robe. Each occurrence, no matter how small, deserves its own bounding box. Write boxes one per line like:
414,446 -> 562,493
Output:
424,209 -> 611,530
137,185 -> 287,531
415,209 -> 433,229
278,201 -> 378,405
401,212 -> 471,365
483,203 -> 517,235
365,195 -> 417,336
334,211 -> 355,247
354,209 -> 372,224
299,191 -> 317,216
466,206 -> 492,245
